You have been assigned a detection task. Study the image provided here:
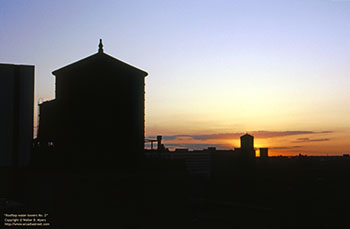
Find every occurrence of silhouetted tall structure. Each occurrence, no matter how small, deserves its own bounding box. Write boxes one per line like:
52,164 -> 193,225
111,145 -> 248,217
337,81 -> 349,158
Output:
0,64 -> 34,167
36,40 -> 148,168
240,133 -> 256,158
260,148 -> 268,158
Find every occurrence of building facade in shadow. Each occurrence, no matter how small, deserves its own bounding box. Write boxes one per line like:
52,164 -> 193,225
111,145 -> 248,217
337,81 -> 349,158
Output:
35,40 -> 148,168
0,64 -> 34,168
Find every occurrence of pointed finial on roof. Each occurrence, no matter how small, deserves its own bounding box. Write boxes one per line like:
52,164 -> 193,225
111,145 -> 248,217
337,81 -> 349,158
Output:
98,39 -> 103,53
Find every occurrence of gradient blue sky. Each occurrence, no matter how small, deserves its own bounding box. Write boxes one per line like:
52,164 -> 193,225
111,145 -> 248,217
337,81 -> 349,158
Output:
1,0 -> 350,155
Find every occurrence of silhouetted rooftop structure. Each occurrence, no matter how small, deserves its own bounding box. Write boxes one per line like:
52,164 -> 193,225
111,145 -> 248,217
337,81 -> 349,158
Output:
260,148 -> 268,158
52,40 -> 147,78
35,40 -> 147,168
240,133 -> 255,158
0,64 -> 34,167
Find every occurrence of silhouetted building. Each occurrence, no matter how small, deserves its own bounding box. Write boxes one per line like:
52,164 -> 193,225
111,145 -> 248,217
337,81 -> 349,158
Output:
210,148 -> 239,179
173,150 -> 211,177
36,40 -> 147,168
0,64 -> 34,167
260,148 -> 268,158
145,145 -> 243,178
145,134 -> 260,177
157,135 -> 166,151
240,133 -> 256,158
145,145 -> 212,177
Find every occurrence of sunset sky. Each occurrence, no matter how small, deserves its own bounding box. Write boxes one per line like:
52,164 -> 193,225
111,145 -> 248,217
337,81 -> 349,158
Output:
1,0 -> 349,155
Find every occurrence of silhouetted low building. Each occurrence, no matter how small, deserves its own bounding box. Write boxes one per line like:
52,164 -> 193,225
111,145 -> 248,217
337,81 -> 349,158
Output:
145,146 -> 248,178
145,148 -> 212,177
145,134 -> 259,177
0,64 -> 34,167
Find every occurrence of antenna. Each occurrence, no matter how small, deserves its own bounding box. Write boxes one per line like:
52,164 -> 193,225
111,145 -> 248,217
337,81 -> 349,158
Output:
98,39 -> 104,53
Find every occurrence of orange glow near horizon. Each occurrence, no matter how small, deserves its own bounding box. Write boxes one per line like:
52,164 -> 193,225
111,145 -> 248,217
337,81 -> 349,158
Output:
146,128 -> 350,156
3,0 -> 350,157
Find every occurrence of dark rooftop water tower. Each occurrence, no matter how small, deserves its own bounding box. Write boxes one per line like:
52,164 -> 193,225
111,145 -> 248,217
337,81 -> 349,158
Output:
240,133 -> 256,159
36,40 -> 148,168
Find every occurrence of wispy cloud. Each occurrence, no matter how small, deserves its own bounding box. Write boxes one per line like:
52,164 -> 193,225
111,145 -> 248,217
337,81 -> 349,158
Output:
148,130 -> 333,141
271,146 -> 304,150
251,131 -> 332,138
292,138 -> 330,143
164,143 -> 230,150
158,135 -> 193,140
